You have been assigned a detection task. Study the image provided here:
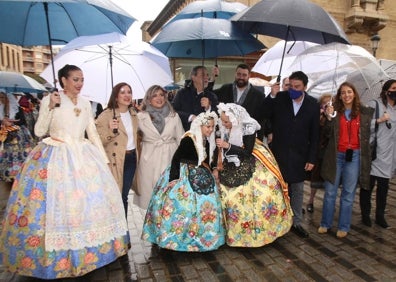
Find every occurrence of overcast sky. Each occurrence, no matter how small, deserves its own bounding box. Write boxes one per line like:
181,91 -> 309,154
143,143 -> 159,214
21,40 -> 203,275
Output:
112,0 -> 169,41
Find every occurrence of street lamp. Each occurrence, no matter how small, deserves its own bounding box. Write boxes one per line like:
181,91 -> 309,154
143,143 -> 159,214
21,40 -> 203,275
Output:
370,34 -> 381,57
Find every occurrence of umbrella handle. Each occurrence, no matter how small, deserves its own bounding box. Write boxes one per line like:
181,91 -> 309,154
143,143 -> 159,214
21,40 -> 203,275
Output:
50,87 -> 60,107
112,108 -> 118,134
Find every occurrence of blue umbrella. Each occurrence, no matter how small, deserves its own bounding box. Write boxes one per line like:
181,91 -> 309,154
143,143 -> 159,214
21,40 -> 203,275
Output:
0,0 -> 135,86
151,17 -> 265,64
166,0 -> 247,24
0,71 -> 46,93
231,0 -> 350,81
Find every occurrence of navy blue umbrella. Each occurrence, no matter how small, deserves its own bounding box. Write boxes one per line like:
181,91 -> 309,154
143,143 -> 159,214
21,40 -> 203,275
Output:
151,17 -> 265,64
165,0 -> 247,24
231,0 -> 350,81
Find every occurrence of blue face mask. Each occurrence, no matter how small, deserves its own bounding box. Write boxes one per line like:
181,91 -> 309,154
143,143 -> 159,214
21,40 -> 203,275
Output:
288,88 -> 304,100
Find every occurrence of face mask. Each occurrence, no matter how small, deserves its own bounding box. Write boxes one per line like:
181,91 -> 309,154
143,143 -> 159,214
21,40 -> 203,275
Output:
387,90 -> 396,101
289,88 -> 303,100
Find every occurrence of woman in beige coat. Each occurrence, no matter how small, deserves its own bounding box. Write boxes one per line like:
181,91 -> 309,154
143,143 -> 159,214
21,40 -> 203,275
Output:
96,82 -> 138,217
133,85 -> 184,210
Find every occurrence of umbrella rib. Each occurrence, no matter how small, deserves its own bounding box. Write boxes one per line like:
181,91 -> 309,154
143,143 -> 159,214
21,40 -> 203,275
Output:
22,3 -> 35,45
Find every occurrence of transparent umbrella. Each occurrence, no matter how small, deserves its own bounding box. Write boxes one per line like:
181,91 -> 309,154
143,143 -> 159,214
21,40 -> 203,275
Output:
252,40 -> 318,77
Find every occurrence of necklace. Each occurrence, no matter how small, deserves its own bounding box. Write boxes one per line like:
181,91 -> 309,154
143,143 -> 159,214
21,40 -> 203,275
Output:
74,108 -> 81,117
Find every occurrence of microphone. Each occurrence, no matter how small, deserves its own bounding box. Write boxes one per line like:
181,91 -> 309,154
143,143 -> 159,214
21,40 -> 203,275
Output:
215,128 -> 223,171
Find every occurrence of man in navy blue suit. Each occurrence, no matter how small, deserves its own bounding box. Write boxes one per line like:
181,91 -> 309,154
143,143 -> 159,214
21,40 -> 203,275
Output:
261,71 -> 320,238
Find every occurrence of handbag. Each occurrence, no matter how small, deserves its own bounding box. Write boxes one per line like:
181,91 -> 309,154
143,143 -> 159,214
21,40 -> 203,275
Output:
370,100 -> 379,161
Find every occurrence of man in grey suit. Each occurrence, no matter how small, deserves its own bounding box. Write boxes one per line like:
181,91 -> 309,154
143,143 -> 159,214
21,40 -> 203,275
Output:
261,71 -> 320,238
214,63 -> 268,139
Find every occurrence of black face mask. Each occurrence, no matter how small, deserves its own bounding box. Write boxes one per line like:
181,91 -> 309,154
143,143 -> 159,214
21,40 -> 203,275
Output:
387,90 -> 396,101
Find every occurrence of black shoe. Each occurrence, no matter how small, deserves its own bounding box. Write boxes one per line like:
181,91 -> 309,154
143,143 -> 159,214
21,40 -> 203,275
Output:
375,218 -> 390,229
292,225 -> 309,238
306,203 -> 314,213
362,216 -> 372,227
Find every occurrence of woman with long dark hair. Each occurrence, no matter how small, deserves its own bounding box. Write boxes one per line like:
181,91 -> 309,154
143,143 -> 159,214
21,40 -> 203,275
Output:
318,81 -> 373,238
96,82 -> 138,217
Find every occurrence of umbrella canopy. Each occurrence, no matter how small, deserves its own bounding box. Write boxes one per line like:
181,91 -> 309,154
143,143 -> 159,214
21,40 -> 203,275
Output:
0,0 -> 135,46
291,43 -> 390,102
0,71 -> 46,93
307,65 -> 389,104
288,43 -> 380,77
252,40 -> 318,77
379,59 -> 396,79
0,0 -> 135,87
231,0 -> 349,80
40,33 -> 173,106
166,0 -> 247,23
151,16 -> 265,61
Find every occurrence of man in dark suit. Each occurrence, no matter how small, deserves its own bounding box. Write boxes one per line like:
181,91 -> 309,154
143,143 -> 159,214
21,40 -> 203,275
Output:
214,63 -> 268,139
262,71 -> 320,238
173,66 -> 218,131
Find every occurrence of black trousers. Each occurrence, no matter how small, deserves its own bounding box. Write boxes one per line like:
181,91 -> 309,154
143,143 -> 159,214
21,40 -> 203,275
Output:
360,175 -> 389,219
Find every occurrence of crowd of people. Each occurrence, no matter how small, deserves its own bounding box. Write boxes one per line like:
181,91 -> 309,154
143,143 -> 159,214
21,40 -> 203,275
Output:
0,63 -> 395,279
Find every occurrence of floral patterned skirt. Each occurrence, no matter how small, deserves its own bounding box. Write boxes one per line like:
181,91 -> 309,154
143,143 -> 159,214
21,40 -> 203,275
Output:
0,142 -> 129,279
142,163 -> 225,252
0,125 -> 35,182
219,143 -> 293,247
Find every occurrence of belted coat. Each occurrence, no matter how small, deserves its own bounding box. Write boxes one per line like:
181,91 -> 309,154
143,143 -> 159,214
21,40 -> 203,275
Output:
96,107 -> 139,192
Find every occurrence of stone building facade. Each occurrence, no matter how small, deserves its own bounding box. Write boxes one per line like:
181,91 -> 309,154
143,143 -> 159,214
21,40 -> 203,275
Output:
143,0 -> 395,84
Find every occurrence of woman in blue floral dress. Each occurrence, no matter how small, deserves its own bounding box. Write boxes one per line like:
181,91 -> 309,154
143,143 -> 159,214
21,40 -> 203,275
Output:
0,65 -> 129,279
142,111 -> 225,251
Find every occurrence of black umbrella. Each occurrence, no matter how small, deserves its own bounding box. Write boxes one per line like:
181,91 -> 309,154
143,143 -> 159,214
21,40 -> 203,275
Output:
231,0 -> 350,82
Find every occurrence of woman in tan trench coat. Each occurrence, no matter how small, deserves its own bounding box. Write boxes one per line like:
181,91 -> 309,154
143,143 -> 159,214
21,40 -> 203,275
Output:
96,82 -> 139,217
133,85 -> 184,210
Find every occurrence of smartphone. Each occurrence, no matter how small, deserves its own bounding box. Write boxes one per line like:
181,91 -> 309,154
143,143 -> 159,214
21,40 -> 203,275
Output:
345,149 -> 353,162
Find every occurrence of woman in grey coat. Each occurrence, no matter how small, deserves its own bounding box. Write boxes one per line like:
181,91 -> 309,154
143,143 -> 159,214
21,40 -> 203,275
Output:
360,79 -> 396,228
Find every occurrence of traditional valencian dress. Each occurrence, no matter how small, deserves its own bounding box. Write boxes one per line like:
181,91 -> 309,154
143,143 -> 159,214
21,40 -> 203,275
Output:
215,103 -> 293,247
141,112 -> 225,252
0,94 -> 36,182
0,92 -> 129,279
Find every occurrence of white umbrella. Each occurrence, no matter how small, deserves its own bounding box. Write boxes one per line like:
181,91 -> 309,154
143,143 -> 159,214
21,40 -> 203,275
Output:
252,40 -> 318,77
40,32 -> 173,105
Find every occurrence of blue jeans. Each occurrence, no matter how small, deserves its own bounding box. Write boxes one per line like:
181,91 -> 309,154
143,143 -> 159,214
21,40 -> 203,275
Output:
122,151 -> 137,218
320,150 -> 360,232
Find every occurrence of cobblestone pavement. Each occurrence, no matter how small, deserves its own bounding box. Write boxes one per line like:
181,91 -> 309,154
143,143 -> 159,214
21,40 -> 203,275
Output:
1,179 -> 396,282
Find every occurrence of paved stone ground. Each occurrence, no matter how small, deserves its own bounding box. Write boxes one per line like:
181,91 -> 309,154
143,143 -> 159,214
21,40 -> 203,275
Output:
1,179 -> 396,282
